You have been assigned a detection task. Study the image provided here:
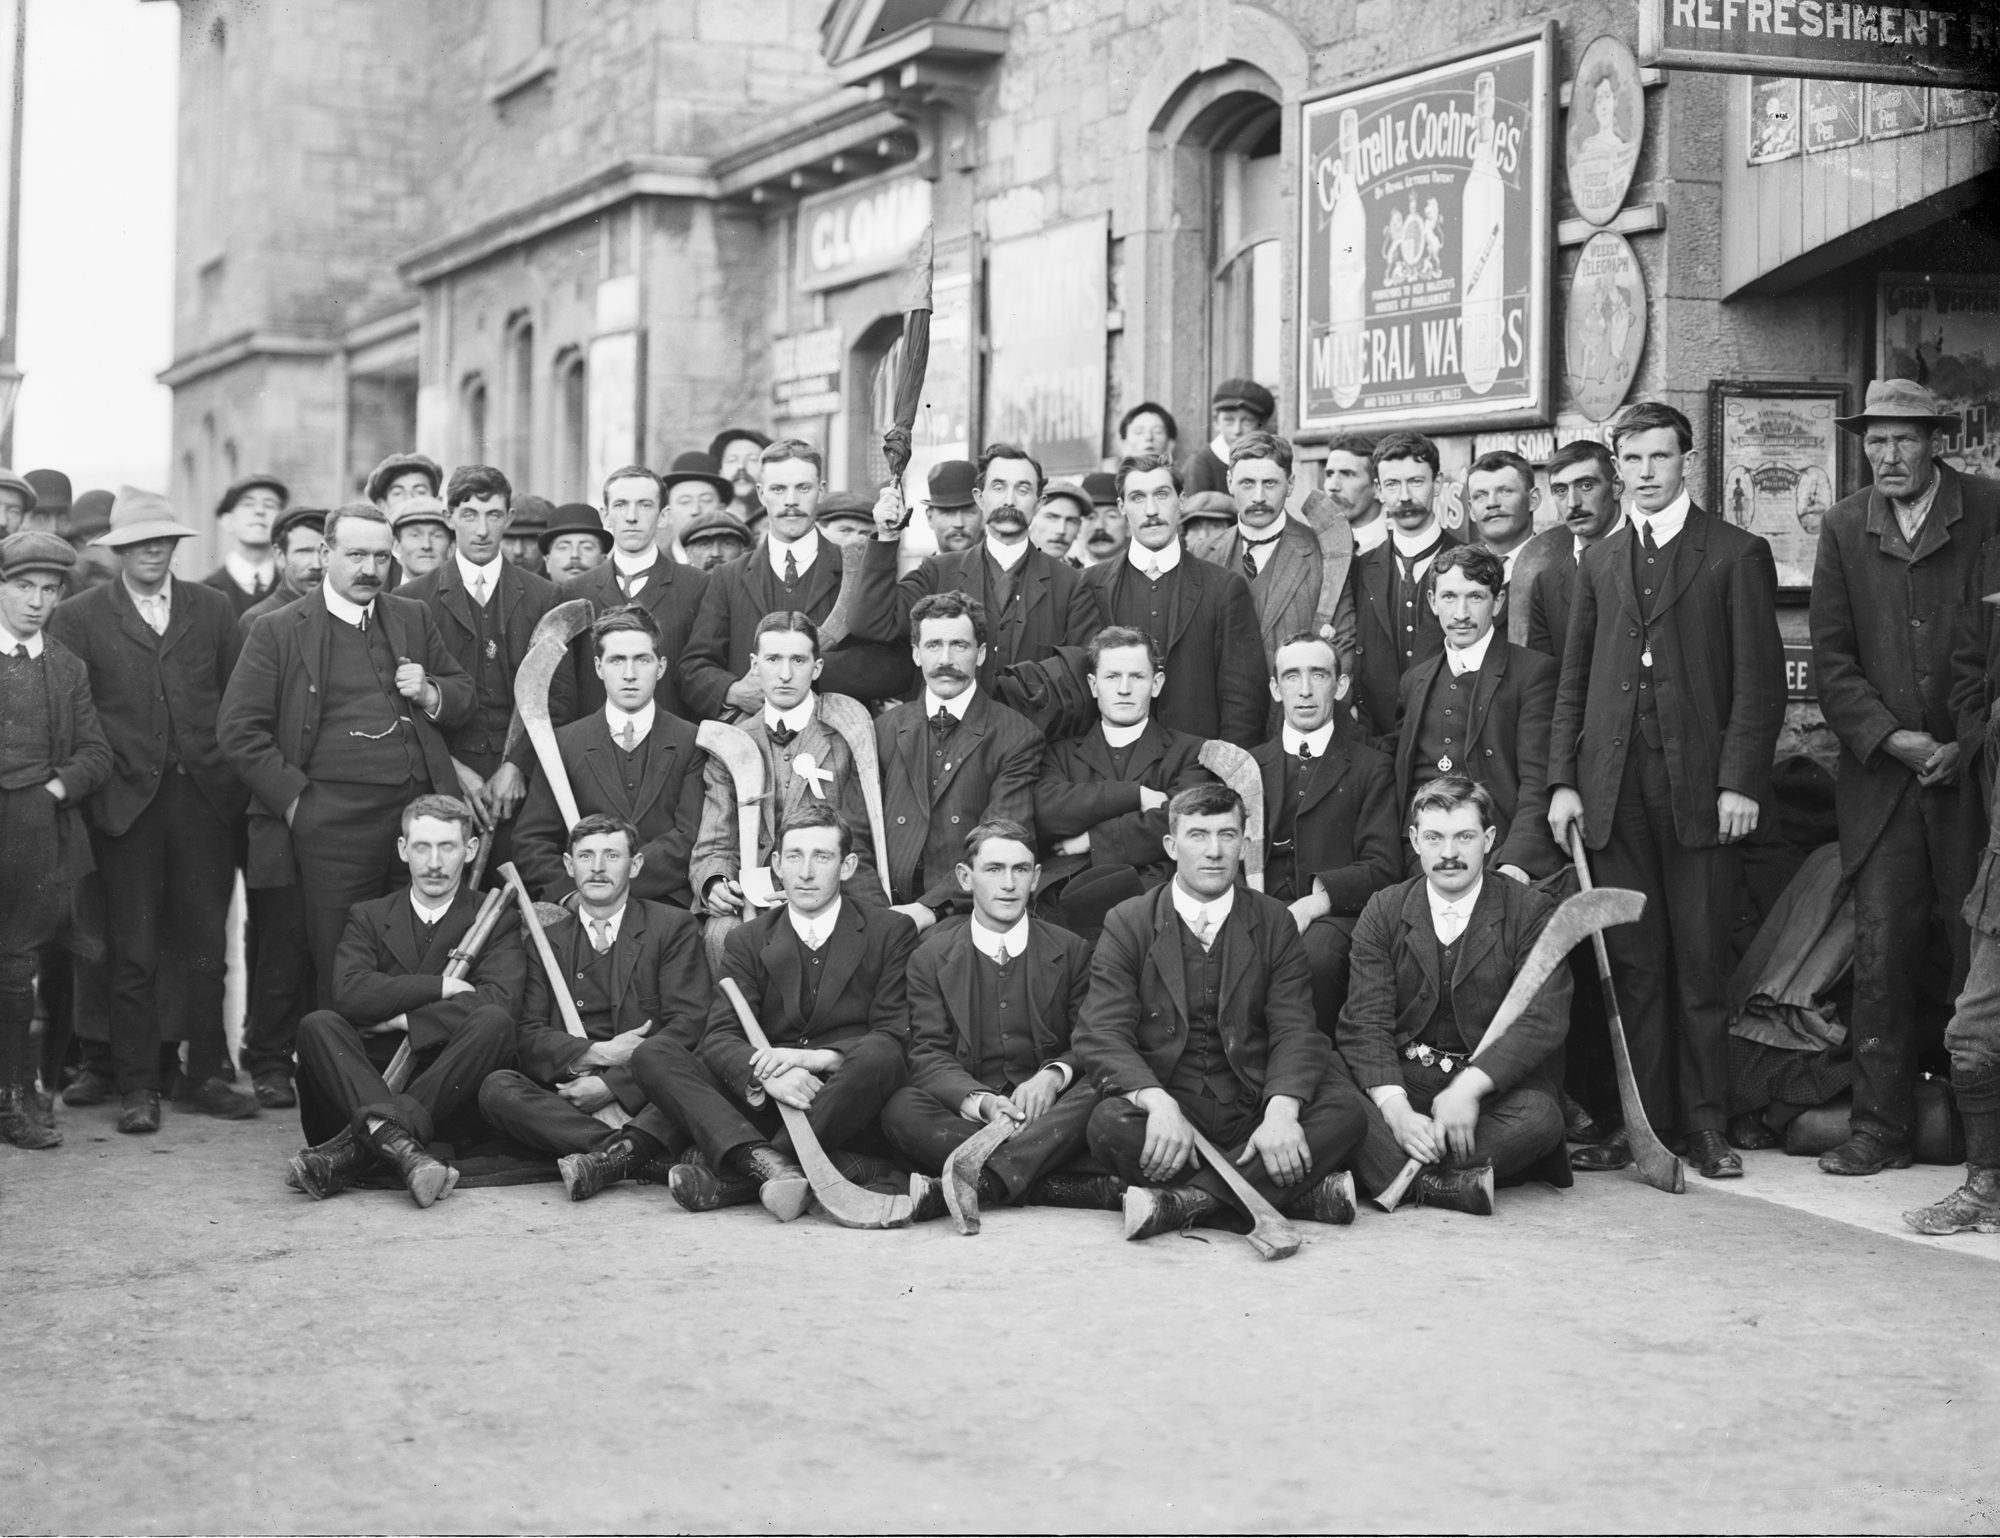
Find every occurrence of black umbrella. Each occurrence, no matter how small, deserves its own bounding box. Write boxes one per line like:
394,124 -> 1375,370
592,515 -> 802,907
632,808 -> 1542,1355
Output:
880,223 -> 934,530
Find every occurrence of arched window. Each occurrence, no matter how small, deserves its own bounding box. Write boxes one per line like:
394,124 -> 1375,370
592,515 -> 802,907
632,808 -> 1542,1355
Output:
1210,103 -> 1284,393
553,347 -> 587,502
503,313 -> 534,484
460,375 -> 490,466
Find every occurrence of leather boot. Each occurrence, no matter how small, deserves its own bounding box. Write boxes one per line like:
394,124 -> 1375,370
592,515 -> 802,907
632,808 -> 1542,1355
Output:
1285,1169 -> 1357,1225
1902,1167 -> 2000,1236
363,1119 -> 457,1209
1818,1129 -> 1914,1176
557,1140 -> 637,1202
1122,1183 -> 1222,1240
288,1126 -> 371,1199
667,1146 -> 760,1213
736,1143 -> 812,1221
0,1083 -> 61,1150
1419,1161 -> 1496,1216
1024,1171 -> 1124,1210
911,1168 -> 1005,1224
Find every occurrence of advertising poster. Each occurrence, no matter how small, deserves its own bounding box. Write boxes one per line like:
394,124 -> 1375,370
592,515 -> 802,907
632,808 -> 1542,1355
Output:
1879,274 -> 2000,480
1298,30 -> 1554,434
1710,383 -> 1844,591
985,216 -> 1107,473
1865,82 -> 1929,139
1563,231 -> 1646,423
1564,34 -> 1644,227
1748,76 -> 1800,162
1803,78 -> 1863,152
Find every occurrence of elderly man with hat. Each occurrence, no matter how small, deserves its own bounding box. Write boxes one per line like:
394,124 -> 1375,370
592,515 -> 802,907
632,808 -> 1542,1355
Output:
503,493 -> 552,576
47,489 -> 258,1132
1181,377 -> 1276,498
202,472 -> 290,617
1802,380 -> 2000,1175
710,426 -> 771,536
679,505 -> 752,572
0,533 -> 111,1148
391,494 -> 452,583
539,502 -> 611,582
660,450 -> 735,558
1076,471 -> 1128,567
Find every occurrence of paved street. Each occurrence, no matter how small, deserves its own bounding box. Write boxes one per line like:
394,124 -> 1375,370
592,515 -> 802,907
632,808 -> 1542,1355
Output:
5,1103 -> 1996,1535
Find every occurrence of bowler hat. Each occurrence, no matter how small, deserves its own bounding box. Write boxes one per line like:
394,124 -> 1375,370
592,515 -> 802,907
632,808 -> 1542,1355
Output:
215,472 -> 290,518
661,450 -> 735,503
390,495 -> 450,534
538,503 -> 612,555
1081,471 -> 1118,508
1835,378 -> 1962,434
1040,481 -> 1092,520
0,530 -> 77,580
926,459 -> 977,509
0,468 -> 37,513
815,491 -> 877,528
25,469 -> 72,517
365,451 -> 443,505
509,493 -> 553,533
708,427 -> 771,465
68,489 -> 114,543
680,506 -> 753,547
271,506 -> 328,549
1211,377 -> 1275,421
95,486 -> 198,548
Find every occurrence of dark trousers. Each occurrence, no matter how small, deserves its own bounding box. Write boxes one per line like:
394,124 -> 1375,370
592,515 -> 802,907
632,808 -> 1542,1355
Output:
880,1081 -> 1101,1198
1301,915 -> 1357,1038
1945,927 -> 2000,1167
1,785 -> 69,1087
293,778 -> 423,1009
241,882 -> 315,1076
630,1032 -> 906,1172
1086,1075 -> 1367,1212
92,774 -> 235,1093
1850,782 -> 1973,1145
295,1004 -> 513,1148
1347,1059 -> 1566,1196
1590,739 -> 1739,1134
476,1068 -> 683,1160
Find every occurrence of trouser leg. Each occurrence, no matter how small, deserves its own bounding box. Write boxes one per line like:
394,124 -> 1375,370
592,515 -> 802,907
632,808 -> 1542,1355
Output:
293,780 -> 419,1009
882,1081 -> 1099,1199
1946,929 -> 2000,1167
1301,916 -> 1357,1040
794,1032 -> 907,1154
1591,742 -> 1676,1134
475,1069 -> 662,1159
629,1037 -> 772,1170
93,800 -> 168,1094
242,883 -> 314,1076
294,1009 -> 395,1146
385,1006 -> 516,1148
158,779 -> 235,1084
1087,1084 -> 1366,1212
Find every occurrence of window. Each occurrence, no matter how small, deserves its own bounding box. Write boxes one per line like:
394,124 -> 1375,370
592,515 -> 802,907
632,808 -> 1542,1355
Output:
503,314 -> 534,484
460,375 -> 490,466
490,0 -> 547,74
553,348 -> 587,503
1210,107 -> 1284,394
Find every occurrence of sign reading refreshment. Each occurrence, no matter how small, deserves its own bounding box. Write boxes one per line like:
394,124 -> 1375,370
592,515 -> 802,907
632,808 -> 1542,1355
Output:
797,173 -> 933,294
1641,1 -> 1998,88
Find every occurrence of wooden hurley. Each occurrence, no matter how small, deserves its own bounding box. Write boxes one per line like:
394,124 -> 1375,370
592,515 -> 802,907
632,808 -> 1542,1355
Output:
1188,1127 -> 1302,1260
381,884 -> 510,1093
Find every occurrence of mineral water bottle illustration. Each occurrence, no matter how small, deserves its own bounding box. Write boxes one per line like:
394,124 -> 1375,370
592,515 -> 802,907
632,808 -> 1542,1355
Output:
1328,108 -> 1368,407
1460,71 -> 1505,394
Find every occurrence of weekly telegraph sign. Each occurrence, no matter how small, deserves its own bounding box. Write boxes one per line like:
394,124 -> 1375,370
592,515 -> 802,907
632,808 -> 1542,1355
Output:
1640,1 -> 1999,87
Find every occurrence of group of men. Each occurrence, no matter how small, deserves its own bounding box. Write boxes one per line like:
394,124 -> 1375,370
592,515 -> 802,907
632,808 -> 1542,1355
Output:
5,372 -> 1998,1242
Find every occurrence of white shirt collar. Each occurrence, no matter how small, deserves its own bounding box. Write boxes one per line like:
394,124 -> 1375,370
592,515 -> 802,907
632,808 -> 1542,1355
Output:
1890,471 -> 1943,542
1446,627 -> 1496,676
788,896 -> 842,947
924,687 -> 975,722
322,582 -> 374,628
579,903 -> 628,945
224,550 -> 275,591
969,914 -> 1030,960
611,545 -> 660,577
605,700 -> 656,744
1389,517 -> 1444,557
1427,875 -> 1484,935
1496,544 -> 1525,582
767,529 -> 820,580
985,532 -> 1030,571
1282,720 -> 1336,758
1209,431 -> 1232,462
1353,515 -> 1389,553
1628,489 -> 1691,547
1171,878 -> 1235,934
123,574 -> 172,612
1237,519 -> 1285,549
409,890 -> 454,926
1574,515 -> 1626,564
1101,716 -> 1148,748
0,616 -> 44,657
455,550 -> 503,598
1127,538 -> 1183,577
764,694 -> 816,736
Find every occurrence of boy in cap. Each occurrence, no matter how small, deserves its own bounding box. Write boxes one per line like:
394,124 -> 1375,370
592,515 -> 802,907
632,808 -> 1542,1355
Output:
1181,378 -> 1275,497
366,452 -> 443,514
392,496 -> 453,582
203,473 -> 290,616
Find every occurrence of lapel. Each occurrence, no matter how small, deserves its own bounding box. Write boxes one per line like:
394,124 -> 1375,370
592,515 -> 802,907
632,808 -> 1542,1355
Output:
1122,721 -> 1166,783
1601,524 -> 1641,623
1262,525 -> 1317,630
891,704 -> 927,817
1072,724 -> 1120,783
810,900 -> 868,1030
581,713 -> 635,815
1880,465 -> 1965,564
930,691 -> 991,803
608,900 -> 646,1014
1023,919 -> 1065,1057
1396,652 -> 1447,791
1300,732 -> 1354,817
1650,507 -> 1711,621
757,910 -> 805,1030
157,578 -> 200,659
1399,879 -> 1440,995
383,891 -> 424,975
377,592 -> 413,664
1450,879 -> 1505,992
938,926 -> 978,1062
108,576 -> 162,655
1465,639 -> 1508,748
1256,740 -> 1284,835
1362,546 -> 1393,641
636,715 -> 681,811
1020,550 -> 1051,625
1168,554 -> 1205,650
293,590 -> 329,697
1146,885 -> 1192,1028
436,560 -> 475,640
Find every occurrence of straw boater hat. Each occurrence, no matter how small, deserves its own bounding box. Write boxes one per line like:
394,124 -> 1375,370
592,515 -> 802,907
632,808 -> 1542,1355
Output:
1834,378 -> 1961,434
93,486 -> 199,547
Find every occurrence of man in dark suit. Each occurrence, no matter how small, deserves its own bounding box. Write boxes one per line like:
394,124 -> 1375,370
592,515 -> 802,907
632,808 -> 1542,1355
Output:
1813,379 -> 2000,1175
479,813 -> 707,1200
1076,782 -> 1369,1241
1033,625 -> 1214,931
1549,402 -> 1785,1181
515,605 -> 707,909
680,439 -> 908,719
1522,440 -> 1623,658
202,473 -> 289,618
1338,775 -> 1573,1214
238,508 -> 326,636
560,465 -> 706,723
285,795 -> 524,1209
1348,430 -> 1461,745
49,488 -> 257,1132
398,463 -> 570,860
873,592 -> 1042,931
219,502 -> 476,1007
1251,632 -> 1401,1031
1465,450 -> 1539,600
1079,453 -> 1264,747
850,445 -> 1097,694
0,534 -> 111,1150
633,804 -> 918,1219
883,819 -> 1116,1222
1394,546 -> 1561,881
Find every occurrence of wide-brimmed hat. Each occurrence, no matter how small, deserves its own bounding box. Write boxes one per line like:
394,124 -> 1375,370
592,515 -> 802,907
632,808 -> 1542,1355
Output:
538,503 -> 612,554
1040,482 -> 1092,520
366,451 -> 443,504
93,486 -> 198,548
509,493 -> 553,533
215,472 -> 290,518
1835,378 -> 1961,434
68,489 -> 114,542
1210,377 -> 1275,420
0,530 -> 78,580
680,506 -> 753,547
661,450 -> 735,503
271,506 -> 328,549
926,459 -> 977,509
390,495 -> 451,534
0,468 -> 38,512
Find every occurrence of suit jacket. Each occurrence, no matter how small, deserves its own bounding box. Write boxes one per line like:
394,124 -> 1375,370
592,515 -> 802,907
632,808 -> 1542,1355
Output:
1348,528 -> 1460,745
1080,550 -> 1265,747
846,538 -> 1097,693
47,576 -> 247,837
1250,732 -> 1401,915
513,708 -> 707,907
10,636 -> 114,881
699,898 -> 918,1097
1180,444 -> 1229,497
1337,873 -> 1571,1100
400,556 -> 571,772
1816,463 -> 2000,874
1033,720 -> 1215,887
1950,533 -> 2000,809
1518,525 -> 1578,658
1393,639 -> 1562,878
561,555 -> 706,723
679,535 -> 911,720
905,914 -> 1093,1108
1206,517 -> 1360,738
515,899 -> 708,1112
1073,883 -> 1330,1102
329,885 -> 525,1054
202,564 -> 272,618
875,689 -> 1042,908
1549,509 -> 1784,851
238,584 -> 310,638
218,588 -> 475,887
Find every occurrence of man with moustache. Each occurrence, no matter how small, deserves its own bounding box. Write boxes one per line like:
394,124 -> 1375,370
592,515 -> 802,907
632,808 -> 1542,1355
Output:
202,473 -> 289,617
854,445 -> 1097,693
1465,450 -> 1540,596
1522,441 -> 1623,658
1076,472 -> 1128,568
219,503 -> 475,1006
1325,432 -> 1387,556
1549,402 -> 1784,1181
392,496 -> 453,583
1080,454 -> 1264,748
561,465 -> 706,723
285,795 -> 524,1209
1349,430 -> 1461,746
873,592 -> 1043,934
502,494 -> 551,576
537,503 -> 611,583
710,427 -> 771,538
1031,483 -> 1089,565
680,506 -> 753,572
238,508 -> 327,635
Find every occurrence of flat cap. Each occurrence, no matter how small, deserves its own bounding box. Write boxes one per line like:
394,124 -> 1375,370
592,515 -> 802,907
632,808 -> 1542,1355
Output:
680,506 -> 753,546
366,452 -> 443,505
509,493 -> 554,532
1210,377 -> 1275,420
815,491 -> 877,526
391,496 -> 451,533
0,529 -> 77,579
272,506 -> 328,548
215,472 -> 290,518
0,468 -> 38,512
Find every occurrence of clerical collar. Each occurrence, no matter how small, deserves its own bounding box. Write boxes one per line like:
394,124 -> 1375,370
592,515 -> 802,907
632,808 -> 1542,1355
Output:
1353,516 -> 1389,553
970,913 -> 1030,960
1282,721 -> 1335,758
605,700 -> 655,743
1171,879 -> 1235,933
409,890 -> 454,926
767,529 -> 820,580
1101,717 -> 1148,748
323,583 -> 374,628
1447,627 -> 1496,676
1126,538 -> 1183,577
0,616 -> 43,657
455,550 -> 503,597
225,550 -> 275,592
764,695 -> 815,736
1390,518 -> 1444,557
1628,490 -> 1690,547
985,533 -> 1030,571
924,688 -> 975,722
611,546 -> 660,577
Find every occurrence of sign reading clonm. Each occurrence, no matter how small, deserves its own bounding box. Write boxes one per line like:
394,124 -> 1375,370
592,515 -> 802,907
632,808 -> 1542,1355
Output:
1641,1 -> 1998,87
797,174 -> 933,293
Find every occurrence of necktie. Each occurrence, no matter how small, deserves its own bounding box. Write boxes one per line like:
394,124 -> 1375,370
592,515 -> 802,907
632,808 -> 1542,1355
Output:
471,571 -> 487,605
12,645 -> 27,659
357,608 -> 369,634
783,549 -> 798,586
994,943 -> 1010,967
589,918 -> 610,954
1145,558 -> 1161,580
769,721 -> 797,748
1297,740 -> 1314,772
930,706 -> 955,736
617,569 -> 636,597
1641,522 -> 1659,553
1193,909 -> 1214,952
618,719 -> 637,751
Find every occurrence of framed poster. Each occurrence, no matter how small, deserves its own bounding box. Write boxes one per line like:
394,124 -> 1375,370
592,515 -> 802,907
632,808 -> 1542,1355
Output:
1803,79 -> 1863,153
985,216 -> 1107,474
1709,381 -> 1846,596
1931,89 -> 1997,129
1879,274 -> 2000,480
1564,34 -> 1644,228
1297,26 -> 1555,435
1865,82 -> 1929,139
1747,77 -> 1800,163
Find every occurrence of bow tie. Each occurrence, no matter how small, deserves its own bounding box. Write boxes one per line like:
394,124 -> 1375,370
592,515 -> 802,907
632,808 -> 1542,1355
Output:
768,721 -> 798,748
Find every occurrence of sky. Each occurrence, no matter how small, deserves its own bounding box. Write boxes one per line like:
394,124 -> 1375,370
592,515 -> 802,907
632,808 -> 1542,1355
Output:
13,0 -> 177,494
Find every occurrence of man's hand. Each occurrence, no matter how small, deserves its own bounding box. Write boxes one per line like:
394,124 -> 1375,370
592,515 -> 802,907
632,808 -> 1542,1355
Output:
1919,740 -> 1962,789
1885,728 -> 1941,775
485,762 -> 527,821
725,675 -> 764,715
1138,786 -> 1167,812
452,759 -> 494,827
761,1065 -> 823,1110
361,1011 -> 410,1037
285,795 -> 302,829
557,1075 -> 615,1114
440,977 -> 475,999
1382,1095 -> 1442,1164
966,1092 -> 1027,1125
1716,789 -> 1759,844
1288,887 -> 1331,935
1237,1096 -> 1310,1186
749,1044 -> 837,1079
873,484 -> 906,539
394,660 -> 430,702
1054,832 -> 1091,857
1008,1068 -> 1064,1122
705,877 -> 745,917
1497,863 -> 1530,884
1134,1088 -> 1196,1181
1428,1069 -> 1491,1162
1547,786 -> 1585,851
43,777 -> 66,802
891,902 -> 937,933
580,1027 -> 649,1069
